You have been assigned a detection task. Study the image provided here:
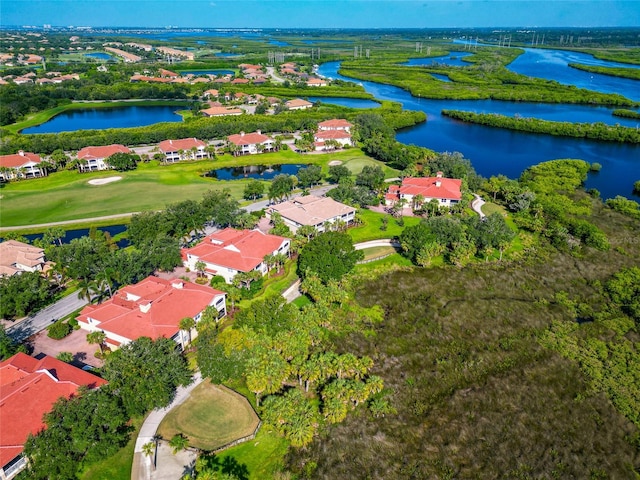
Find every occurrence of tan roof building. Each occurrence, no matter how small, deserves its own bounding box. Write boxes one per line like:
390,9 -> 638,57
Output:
201,106 -> 243,117
0,240 -> 47,277
285,98 -> 313,110
267,196 -> 356,233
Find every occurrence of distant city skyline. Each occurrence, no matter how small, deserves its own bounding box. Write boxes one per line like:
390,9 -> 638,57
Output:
2,1 -> 639,29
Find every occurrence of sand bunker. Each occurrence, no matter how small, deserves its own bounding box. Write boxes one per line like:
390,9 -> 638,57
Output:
88,176 -> 122,186
328,160 -> 343,166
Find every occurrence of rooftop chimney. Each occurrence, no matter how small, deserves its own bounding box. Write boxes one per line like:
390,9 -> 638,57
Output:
436,171 -> 443,178
18,150 -> 25,156
240,131 -> 245,137
435,180 -> 442,188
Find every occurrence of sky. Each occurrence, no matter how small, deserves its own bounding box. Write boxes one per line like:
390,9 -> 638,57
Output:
2,0 -> 639,29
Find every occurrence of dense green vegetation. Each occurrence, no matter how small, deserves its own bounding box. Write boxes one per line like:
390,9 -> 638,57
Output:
568,62 -> 640,80
443,109 -> 640,143
0,101 -> 424,155
339,50 -> 635,106
22,337 -> 192,479
613,108 -> 640,120
285,189 -> 640,479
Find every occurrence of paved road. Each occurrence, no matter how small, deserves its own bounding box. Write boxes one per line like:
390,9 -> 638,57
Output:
7,293 -> 88,342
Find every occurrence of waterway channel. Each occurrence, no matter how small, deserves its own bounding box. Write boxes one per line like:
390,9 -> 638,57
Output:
317,49 -> 640,200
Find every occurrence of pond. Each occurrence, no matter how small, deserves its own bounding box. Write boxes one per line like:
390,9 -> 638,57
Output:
84,52 -> 114,61
22,105 -> 184,134
204,164 -> 307,180
430,73 -> 452,82
20,224 -> 129,249
215,52 -> 241,58
179,69 -> 235,76
306,97 -> 380,109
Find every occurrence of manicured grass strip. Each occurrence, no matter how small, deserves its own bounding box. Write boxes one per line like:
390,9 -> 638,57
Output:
157,382 -> 259,451
0,150 -> 388,228
360,245 -> 398,260
80,416 -> 143,480
348,209 -> 421,243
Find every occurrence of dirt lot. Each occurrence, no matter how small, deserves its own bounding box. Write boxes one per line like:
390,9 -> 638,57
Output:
28,327 -> 103,368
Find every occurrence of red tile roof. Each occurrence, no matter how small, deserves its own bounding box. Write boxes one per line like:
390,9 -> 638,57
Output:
390,176 -> 462,201
77,144 -> 131,160
183,228 -> 288,273
0,353 -> 106,466
0,151 -> 41,168
77,276 -> 225,343
158,138 -> 206,153
314,130 -> 351,141
227,131 -> 271,146
318,119 -> 353,130
201,106 -> 243,116
285,98 -> 313,109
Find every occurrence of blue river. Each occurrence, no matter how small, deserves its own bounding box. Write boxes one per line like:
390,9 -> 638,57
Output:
318,47 -> 640,200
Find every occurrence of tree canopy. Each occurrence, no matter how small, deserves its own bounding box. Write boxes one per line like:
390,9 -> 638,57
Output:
298,231 -> 363,283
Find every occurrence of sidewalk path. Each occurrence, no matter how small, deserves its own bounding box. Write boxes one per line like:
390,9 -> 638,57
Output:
471,194 -> 486,219
132,372 -> 204,480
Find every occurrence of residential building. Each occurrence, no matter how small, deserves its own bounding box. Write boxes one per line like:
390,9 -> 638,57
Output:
156,46 -> 195,61
306,77 -> 328,87
158,68 -> 179,78
104,46 -> 142,62
285,98 -> 313,110
227,131 -> 275,155
158,138 -> 208,163
77,276 -> 227,350
267,196 -> 356,234
201,106 -> 243,117
0,151 -> 47,181
203,89 -> 219,99
314,129 -> 353,151
0,353 -> 106,480
76,144 -> 131,172
385,172 -> 462,208
183,228 -> 290,283
318,118 -> 353,132
0,240 -> 47,277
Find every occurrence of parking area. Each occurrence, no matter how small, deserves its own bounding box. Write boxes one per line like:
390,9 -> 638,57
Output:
28,327 -> 104,368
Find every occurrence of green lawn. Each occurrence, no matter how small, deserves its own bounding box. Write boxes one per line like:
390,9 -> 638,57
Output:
216,427 -> 289,480
360,245 -> 399,260
157,382 -> 259,451
349,209 -> 422,243
0,150 -> 389,229
80,416 -> 143,480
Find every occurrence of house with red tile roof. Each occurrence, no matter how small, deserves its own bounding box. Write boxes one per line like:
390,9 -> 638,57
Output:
76,144 -> 131,172
0,151 -> 47,181
201,106 -> 243,117
227,131 -> 275,155
0,353 -> 106,479
318,119 -> 353,132
0,240 -> 47,277
182,228 -> 290,283
158,138 -> 208,163
314,129 -> 353,151
77,276 -> 226,350
285,98 -> 313,110
385,173 -> 462,208
267,196 -> 356,234
203,89 -> 219,99
158,68 -> 179,78
231,78 -> 250,85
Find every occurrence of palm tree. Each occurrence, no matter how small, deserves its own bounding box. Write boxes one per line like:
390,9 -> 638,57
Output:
77,278 -> 98,303
274,252 -> 287,273
263,253 -> 276,276
168,434 -> 189,454
194,261 -> 207,278
87,330 -> 107,356
226,286 -> 242,313
141,441 -> 156,471
179,317 -> 196,349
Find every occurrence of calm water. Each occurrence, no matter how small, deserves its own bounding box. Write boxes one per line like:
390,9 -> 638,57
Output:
318,60 -> 640,200
403,52 -> 474,67
84,52 -> 114,61
307,97 -> 381,109
204,164 -> 306,180
22,106 -> 183,134
430,73 -> 452,82
22,225 -> 129,248
179,69 -> 235,76
508,48 -> 640,102
215,52 -> 241,57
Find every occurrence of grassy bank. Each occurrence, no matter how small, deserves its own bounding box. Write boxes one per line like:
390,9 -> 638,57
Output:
568,62 -> 640,80
4,100 -> 192,135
